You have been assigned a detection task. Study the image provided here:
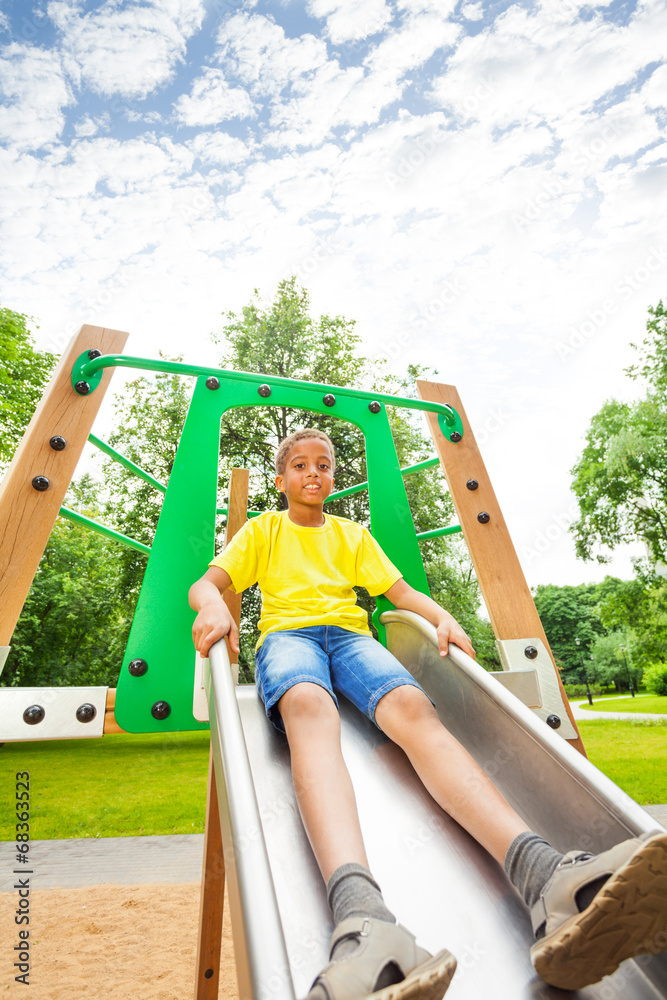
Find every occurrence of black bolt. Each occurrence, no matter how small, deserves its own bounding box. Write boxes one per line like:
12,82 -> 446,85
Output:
368,401 -> 381,414
477,511 -> 490,524
466,479 -> 478,491
75,380 -> 90,395
450,431 -> 462,443
32,476 -> 50,492
524,645 -> 538,660
204,970 -> 214,980
546,714 -> 561,730
258,384 -> 271,398
128,658 -> 148,677
76,703 -> 97,723
323,393 -> 336,407
151,701 -> 171,720
205,376 -> 220,390
49,436 -> 67,451
23,705 -> 45,725
87,349 -> 102,360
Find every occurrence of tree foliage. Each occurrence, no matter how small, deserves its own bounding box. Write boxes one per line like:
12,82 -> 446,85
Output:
0,304 -> 56,470
4,478 -> 131,687
571,301 -> 667,563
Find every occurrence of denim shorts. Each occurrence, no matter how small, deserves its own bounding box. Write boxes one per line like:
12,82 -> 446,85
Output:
254,625 -> 429,734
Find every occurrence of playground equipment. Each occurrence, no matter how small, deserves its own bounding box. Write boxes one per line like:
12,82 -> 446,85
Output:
1,324 -> 665,999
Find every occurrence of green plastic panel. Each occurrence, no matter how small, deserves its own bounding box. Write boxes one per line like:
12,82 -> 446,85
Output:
114,376 -> 455,734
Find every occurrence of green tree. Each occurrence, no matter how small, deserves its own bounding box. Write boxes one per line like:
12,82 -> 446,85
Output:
596,569 -> 667,669
533,583 -> 604,680
589,632 -> 634,691
0,304 -> 56,470
3,477 -> 132,688
571,301 -> 667,563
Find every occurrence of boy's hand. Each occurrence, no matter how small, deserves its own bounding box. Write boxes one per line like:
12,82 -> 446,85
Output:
436,613 -> 476,660
192,604 -> 239,659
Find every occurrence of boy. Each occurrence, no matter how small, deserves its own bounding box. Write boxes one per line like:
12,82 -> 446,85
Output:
190,428 -> 667,1000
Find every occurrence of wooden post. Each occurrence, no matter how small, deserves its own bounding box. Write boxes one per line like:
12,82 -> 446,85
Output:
416,380 -> 585,756
0,324 -> 129,647
195,468 -> 249,1000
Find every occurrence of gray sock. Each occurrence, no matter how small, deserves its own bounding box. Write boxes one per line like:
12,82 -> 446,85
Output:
327,863 -> 395,960
504,831 -> 563,909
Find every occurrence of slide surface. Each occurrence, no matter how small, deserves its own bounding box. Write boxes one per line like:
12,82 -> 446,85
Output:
214,613 -> 666,1000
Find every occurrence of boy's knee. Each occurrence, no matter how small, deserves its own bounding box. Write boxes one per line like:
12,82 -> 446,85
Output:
376,684 -> 439,732
279,682 -> 338,732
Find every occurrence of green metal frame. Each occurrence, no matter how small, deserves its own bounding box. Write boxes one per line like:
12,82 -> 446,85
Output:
71,351 -> 462,734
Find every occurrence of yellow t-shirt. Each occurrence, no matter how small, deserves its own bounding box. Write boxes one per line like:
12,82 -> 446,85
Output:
209,510 -> 402,647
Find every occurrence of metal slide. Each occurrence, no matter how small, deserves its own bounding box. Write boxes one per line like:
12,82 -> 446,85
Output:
205,612 -> 667,1000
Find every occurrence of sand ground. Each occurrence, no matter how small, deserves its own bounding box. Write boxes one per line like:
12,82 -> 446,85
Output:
1,881 -> 238,1000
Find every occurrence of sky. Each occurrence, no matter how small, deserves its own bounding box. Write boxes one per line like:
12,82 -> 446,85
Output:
1,0 -> 665,591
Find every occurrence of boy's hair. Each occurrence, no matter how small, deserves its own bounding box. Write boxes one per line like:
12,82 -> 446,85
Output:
275,429 -> 336,476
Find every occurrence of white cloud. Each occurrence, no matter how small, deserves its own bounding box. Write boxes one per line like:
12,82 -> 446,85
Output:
0,42 -> 72,150
73,113 -> 111,138
173,67 -> 255,126
305,0 -> 392,44
460,2 -> 483,21
187,130 -> 250,166
216,14 -> 328,98
47,0 -> 206,99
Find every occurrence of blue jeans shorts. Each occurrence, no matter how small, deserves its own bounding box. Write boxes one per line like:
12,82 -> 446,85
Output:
254,625 -> 430,734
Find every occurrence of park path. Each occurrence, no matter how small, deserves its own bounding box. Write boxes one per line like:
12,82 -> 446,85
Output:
569,693 -> 666,722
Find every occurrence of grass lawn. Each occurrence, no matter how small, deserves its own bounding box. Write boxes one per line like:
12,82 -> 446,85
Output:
0,730 -> 211,841
2,718 -> 665,841
579,695 -> 667,714
578,719 -> 667,805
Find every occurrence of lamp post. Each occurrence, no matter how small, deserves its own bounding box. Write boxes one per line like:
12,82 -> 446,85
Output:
619,644 -> 635,697
575,637 -> 593,705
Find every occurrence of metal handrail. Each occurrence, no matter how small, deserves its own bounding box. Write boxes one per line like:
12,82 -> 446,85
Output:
206,639 -> 296,1000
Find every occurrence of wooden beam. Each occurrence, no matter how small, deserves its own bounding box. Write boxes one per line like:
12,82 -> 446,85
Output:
103,688 -> 126,735
0,325 -> 129,647
195,468 -> 249,1000
416,379 -> 585,756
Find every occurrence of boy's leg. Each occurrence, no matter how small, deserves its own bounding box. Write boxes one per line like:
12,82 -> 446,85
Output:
279,681 -> 457,999
279,681 -> 369,881
374,684 -> 530,864
375,684 -> 667,990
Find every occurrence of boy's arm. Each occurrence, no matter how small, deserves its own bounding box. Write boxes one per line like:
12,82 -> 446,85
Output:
189,566 -> 240,658
383,577 -> 476,660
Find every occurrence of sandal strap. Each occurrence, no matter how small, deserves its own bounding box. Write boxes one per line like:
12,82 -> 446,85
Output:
329,917 -> 374,953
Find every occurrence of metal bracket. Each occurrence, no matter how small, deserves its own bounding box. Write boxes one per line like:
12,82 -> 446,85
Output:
0,686 -> 108,741
193,653 -> 209,723
0,646 -> 10,677
494,638 -> 577,740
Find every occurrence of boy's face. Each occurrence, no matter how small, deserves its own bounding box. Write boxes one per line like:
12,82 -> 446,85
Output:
275,438 -> 335,510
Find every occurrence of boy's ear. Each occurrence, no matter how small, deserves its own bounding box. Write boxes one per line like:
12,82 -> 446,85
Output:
275,474 -> 284,492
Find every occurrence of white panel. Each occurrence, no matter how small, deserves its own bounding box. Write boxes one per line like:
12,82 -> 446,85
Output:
0,687 -> 107,741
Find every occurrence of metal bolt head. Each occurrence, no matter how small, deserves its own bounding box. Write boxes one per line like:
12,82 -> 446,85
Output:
204,970 -> 214,980
76,703 -> 97,723
477,511 -> 490,524
205,376 -> 220,390
450,431 -> 462,443
323,393 -> 336,407
524,645 -> 538,660
151,700 -> 171,720
32,476 -> 50,492
87,349 -> 102,360
75,380 -> 90,395
128,658 -> 148,677
23,705 -> 45,725
546,714 -> 561,730
368,401 -> 381,414
258,384 -> 272,398
466,479 -> 478,491
49,436 -> 67,451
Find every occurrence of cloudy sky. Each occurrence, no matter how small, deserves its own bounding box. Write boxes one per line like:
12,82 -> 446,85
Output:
1,0 -> 665,590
